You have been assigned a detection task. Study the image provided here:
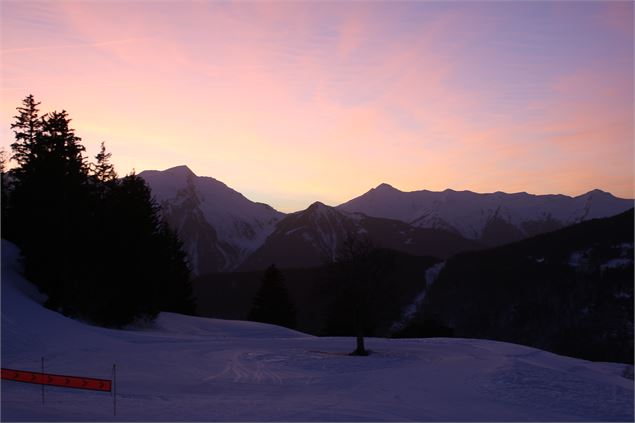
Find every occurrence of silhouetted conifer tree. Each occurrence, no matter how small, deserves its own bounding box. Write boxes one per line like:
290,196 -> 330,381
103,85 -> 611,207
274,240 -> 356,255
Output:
87,173 -> 195,326
10,94 -> 43,176
154,222 -> 196,315
9,105 -> 91,313
94,172 -> 163,325
1,148 -> 9,237
248,264 -> 296,329
7,95 -> 194,327
4,95 -> 43,242
92,141 -> 117,184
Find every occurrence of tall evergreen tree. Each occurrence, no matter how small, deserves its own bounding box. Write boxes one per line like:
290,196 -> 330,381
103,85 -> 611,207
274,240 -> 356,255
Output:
0,148 -> 6,173
89,173 -> 194,326
10,94 -> 43,176
0,148 -> 9,239
9,105 -> 91,312
248,264 -> 296,329
92,141 -> 117,183
154,222 -> 196,315
92,172 -> 163,326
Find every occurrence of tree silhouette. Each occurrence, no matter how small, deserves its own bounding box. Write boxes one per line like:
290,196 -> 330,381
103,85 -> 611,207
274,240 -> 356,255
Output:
248,264 -> 296,329
0,148 -> 12,243
10,94 -> 43,173
9,106 -> 91,312
6,95 -> 194,327
154,221 -> 196,315
92,141 -> 117,183
326,233 -> 390,356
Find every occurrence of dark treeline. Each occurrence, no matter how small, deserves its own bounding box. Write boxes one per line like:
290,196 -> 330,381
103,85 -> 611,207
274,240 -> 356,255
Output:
197,249 -> 440,345
248,264 -> 296,329
1,95 -> 195,327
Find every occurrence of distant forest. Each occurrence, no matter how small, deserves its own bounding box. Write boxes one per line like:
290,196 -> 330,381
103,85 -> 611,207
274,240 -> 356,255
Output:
1,95 -> 195,327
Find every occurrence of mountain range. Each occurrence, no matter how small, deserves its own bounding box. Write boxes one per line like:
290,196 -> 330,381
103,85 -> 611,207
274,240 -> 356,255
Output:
140,165 -> 633,275
193,209 -> 634,364
339,183 -> 633,245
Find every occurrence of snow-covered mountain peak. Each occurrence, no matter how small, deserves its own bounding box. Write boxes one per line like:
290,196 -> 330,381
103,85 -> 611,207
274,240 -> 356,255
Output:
307,200 -> 328,210
139,166 -> 284,274
579,189 -> 614,199
373,182 -> 401,193
304,201 -> 338,217
163,164 -> 195,177
298,202 -> 348,228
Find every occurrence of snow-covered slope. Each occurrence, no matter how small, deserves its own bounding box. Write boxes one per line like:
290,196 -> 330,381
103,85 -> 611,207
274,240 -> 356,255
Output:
1,240 -> 633,421
339,184 -> 634,246
139,166 -> 284,274
238,201 -> 480,271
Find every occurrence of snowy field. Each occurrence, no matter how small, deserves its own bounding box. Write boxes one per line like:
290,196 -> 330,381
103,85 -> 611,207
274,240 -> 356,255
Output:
2,241 -> 633,421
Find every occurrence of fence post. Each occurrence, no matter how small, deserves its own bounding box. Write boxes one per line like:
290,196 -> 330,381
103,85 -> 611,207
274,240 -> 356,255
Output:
41,357 -> 45,406
113,364 -> 117,417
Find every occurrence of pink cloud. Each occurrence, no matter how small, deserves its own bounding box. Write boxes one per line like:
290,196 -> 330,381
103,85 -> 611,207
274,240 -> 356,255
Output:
1,2 -> 632,210
596,1 -> 633,37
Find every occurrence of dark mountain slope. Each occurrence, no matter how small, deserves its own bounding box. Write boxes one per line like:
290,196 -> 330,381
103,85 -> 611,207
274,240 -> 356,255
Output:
238,202 -> 480,271
401,209 -> 634,363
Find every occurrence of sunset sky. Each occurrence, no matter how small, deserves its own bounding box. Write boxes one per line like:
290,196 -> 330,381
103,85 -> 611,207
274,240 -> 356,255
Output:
1,1 -> 633,212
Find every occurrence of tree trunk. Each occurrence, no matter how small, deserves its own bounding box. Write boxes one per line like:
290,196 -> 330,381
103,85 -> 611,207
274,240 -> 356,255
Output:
351,307 -> 368,356
353,331 -> 367,356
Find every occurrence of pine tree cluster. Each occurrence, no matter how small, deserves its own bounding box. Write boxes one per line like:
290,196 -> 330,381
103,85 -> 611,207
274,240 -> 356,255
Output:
1,95 -> 195,327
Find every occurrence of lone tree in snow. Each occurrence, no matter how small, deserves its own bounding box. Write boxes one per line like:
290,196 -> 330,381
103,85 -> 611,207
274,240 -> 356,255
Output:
328,233 -> 384,356
248,264 -> 296,329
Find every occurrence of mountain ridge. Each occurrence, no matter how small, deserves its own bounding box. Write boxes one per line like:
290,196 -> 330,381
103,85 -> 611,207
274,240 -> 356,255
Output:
364,182 -> 623,200
139,165 -> 633,275
339,182 -> 633,246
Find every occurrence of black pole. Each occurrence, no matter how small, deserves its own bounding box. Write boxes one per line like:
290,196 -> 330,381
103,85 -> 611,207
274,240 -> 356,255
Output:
112,364 -> 116,416
41,357 -> 45,405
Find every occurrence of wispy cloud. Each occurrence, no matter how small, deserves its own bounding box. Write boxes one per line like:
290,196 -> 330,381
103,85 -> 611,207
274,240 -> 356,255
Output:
1,1 -> 632,210
1,37 -> 151,54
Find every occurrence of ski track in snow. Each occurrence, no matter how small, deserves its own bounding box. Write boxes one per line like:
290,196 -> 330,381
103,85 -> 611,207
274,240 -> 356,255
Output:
2,240 -> 633,421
